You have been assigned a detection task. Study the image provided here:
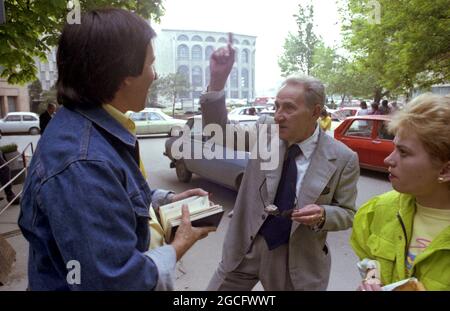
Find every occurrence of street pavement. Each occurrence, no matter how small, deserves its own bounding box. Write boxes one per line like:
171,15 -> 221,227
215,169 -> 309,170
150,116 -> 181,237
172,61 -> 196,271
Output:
0,134 -> 392,291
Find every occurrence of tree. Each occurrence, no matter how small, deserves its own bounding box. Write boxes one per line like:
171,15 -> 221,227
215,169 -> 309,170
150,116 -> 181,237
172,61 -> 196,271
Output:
156,73 -> 190,117
0,0 -> 165,85
28,79 -> 42,103
278,2 -> 319,76
342,0 -> 450,99
311,42 -> 373,104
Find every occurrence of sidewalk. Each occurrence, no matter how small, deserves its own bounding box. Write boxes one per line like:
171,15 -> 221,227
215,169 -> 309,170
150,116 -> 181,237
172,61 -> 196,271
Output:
0,184 -> 28,291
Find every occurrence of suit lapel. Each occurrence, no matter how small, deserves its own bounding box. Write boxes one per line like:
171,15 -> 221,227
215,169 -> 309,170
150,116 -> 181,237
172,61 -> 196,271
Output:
291,131 -> 337,234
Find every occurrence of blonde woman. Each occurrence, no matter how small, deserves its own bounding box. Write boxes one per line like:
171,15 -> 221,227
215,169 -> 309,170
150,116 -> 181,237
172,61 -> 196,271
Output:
351,93 -> 450,291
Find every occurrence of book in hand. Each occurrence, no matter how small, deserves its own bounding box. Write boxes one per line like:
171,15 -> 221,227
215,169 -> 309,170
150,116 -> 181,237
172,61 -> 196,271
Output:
158,195 -> 224,243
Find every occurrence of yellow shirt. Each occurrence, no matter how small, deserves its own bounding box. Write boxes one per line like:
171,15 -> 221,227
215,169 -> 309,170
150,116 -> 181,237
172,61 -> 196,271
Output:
319,116 -> 332,131
103,104 -> 165,249
406,203 -> 450,271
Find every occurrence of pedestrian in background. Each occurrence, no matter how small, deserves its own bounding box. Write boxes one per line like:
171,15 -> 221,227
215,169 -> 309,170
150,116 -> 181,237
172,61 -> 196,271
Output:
39,103 -> 56,135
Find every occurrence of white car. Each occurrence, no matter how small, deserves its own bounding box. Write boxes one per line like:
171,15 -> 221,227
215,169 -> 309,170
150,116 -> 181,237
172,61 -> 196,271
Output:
228,106 -> 267,116
125,108 -> 186,136
0,112 -> 40,135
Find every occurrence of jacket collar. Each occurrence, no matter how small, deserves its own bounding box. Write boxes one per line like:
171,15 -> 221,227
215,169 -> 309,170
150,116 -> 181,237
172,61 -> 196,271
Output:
74,106 -> 137,148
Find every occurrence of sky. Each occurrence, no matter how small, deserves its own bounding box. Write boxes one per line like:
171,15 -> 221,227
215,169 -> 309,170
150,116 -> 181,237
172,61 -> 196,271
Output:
153,0 -> 343,96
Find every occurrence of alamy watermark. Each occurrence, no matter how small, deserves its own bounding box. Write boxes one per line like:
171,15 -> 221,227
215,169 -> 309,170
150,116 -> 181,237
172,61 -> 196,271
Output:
66,260 -> 81,285
367,0 -> 381,25
170,124 -> 280,171
67,0 -> 81,25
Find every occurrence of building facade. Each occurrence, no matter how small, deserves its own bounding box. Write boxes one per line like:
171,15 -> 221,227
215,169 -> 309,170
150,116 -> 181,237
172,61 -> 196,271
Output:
155,29 -> 256,101
35,47 -> 58,91
0,78 -> 30,117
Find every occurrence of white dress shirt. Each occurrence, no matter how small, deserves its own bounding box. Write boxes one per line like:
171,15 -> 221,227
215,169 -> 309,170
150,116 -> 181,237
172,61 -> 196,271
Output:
293,124 -> 320,195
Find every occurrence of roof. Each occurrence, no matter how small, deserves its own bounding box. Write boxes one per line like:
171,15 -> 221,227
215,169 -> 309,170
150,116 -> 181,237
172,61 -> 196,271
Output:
346,114 -> 392,121
6,112 -> 39,116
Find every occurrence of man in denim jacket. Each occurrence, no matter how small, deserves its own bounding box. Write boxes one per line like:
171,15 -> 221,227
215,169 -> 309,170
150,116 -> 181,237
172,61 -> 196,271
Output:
18,8 -> 215,291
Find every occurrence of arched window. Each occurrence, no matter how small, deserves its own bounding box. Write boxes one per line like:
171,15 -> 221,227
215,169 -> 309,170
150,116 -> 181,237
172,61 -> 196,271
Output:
192,66 -> 203,87
234,47 -> 239,63
205,36 -> 215,42
233,39 -> 240,45
241,69 -> 249,88
242,40 -> 250,45
192,45 -> 202,60
218,37 -> 227,43
177,44 -> 189,60
177,35 -> 189,41
205,46 -> 214,61
192,35 -> 203,41
242,49 -> 249,64
177,65 -> 189,79
230,68 -> 238,88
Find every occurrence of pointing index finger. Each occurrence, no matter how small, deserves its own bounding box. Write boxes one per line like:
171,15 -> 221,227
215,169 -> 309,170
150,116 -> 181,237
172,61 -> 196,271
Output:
228,32 -> 234,48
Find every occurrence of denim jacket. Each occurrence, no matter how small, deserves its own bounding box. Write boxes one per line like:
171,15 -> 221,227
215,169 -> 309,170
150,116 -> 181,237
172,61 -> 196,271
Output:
18,106 -> 176,290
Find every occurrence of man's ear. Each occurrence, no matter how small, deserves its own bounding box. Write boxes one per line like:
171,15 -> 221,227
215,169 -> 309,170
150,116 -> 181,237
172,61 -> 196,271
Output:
438,161 -> 450,183
312,104 -> 322,118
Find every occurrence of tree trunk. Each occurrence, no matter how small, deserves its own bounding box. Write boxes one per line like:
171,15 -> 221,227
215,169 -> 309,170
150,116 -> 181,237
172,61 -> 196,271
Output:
373,87 -> 383,104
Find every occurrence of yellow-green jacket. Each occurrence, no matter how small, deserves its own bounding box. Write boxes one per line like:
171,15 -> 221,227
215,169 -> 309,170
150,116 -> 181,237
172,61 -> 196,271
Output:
350,191 -> 450,290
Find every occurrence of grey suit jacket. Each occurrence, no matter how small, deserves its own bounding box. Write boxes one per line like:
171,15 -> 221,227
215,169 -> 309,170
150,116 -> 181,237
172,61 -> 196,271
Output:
201,94 -> 360,290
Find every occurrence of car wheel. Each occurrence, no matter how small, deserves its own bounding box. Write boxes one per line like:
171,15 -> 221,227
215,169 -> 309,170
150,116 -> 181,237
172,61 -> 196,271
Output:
175,160 -> 192,183
29,127 -> 40,135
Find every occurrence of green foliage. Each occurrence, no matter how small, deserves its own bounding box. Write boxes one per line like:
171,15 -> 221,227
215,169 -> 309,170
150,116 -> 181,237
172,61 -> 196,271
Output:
278,2 -> 319,76
156,73 -> 190,116
342,0 -> 450,97
28,79 -> 42,102
0,0 -> 165,85
0,143 -> 18,153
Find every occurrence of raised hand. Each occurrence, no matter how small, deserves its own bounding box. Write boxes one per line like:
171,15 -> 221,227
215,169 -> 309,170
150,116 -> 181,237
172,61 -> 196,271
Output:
209,32 -> 235,92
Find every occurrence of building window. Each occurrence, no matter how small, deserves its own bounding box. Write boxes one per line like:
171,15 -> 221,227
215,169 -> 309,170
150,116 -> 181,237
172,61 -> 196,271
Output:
218,37 -> 227,43
233,39 -> 240,45
191,45 -> 202,61
230,68 -> 238,89
192,35 -> 202,41
177,44 -> 189,60
0,96 -> 4,118
7,96 -> 18,113
177,35 -> 189,41
230,91 -> 239,99
234,48 -> 239,63
205,36 -> 215,42
192,66 -> 203,88
242,49 -> 249,64
242,40 -> 250,45
205,46 -> 214,61
241,69 -> 249,88
242,91 -> 249,99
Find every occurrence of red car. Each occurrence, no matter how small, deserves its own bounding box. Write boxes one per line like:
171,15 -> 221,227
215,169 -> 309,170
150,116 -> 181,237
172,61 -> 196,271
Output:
334,115 -> 394,172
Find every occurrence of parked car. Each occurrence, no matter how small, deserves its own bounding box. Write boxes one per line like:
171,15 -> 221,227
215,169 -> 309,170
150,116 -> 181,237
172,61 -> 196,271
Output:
334,115 -> 394,172
125,108 -> 186,136
0,112 -> 40,135
229,106 -> 267,116
331,107 -> 360,121
164,116 -> 256,191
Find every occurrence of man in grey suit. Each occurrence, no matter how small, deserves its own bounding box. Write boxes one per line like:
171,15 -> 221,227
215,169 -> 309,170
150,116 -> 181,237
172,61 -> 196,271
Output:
201,35 -> 359,291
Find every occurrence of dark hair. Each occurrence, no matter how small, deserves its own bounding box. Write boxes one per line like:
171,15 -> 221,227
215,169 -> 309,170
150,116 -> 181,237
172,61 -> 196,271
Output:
381,99 -> 389,106
360,101 -> 367,109
56,8 -> 156,109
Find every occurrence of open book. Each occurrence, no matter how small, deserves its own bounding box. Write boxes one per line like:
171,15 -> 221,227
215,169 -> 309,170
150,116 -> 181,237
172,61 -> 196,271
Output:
158,195 -> 224,243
